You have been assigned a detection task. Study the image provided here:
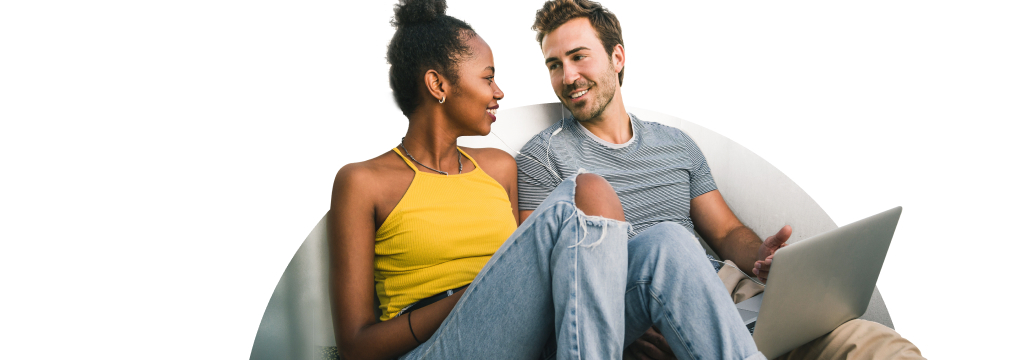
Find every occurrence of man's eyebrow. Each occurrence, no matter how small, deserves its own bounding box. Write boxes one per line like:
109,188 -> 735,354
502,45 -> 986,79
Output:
484,66 -> 495,73
545,46 -> 590,64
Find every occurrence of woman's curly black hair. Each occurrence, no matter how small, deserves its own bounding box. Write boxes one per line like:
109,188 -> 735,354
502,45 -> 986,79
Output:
387,0 -> 477,116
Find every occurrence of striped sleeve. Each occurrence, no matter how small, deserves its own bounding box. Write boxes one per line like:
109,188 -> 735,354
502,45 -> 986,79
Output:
680,130 -> 717,198
516,129 -> 566,211
516,157 -> 554,211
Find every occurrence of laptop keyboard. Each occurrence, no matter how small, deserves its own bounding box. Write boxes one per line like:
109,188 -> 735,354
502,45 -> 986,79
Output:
746,321 -> 756,336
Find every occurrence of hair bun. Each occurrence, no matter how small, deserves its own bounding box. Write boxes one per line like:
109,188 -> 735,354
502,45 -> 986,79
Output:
392,0 -> 448,27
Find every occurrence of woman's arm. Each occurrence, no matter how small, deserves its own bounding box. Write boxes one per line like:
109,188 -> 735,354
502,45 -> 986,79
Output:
327,164 -> 463,360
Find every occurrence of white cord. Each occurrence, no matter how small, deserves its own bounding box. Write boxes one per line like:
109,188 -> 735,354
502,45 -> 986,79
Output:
490,105 -> 566,181
545,127 -> 562,171
490,131 -> 562,180
707,258 -> 766,287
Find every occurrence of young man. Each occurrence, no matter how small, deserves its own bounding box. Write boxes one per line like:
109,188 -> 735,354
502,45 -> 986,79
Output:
518,1 -> 925,359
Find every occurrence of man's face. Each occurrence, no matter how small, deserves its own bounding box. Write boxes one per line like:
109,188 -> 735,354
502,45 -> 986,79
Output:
541,17 -> 621,122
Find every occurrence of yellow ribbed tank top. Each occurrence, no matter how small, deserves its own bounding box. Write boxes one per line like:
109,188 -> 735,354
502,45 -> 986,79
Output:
374,147 -> 517,321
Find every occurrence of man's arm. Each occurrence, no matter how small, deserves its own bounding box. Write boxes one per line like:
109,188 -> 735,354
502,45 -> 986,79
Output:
515,149 -> 560,224
516,160 -> 558,224
519,209 -> 534,223
690,190 -> 790,282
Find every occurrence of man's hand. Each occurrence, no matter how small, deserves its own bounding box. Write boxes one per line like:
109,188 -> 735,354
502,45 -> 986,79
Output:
626,326 -> 676,360
753,225 -> 791,283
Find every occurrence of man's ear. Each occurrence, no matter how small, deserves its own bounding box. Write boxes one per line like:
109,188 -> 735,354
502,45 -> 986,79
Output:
612,44 -> 625,73
424,70 -> 447,103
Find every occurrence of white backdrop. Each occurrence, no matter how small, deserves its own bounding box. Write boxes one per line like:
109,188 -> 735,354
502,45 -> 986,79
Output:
1,1 -> 1020,359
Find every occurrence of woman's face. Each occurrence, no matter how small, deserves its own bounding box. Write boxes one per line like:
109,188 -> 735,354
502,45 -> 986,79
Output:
443,35 -> 504,136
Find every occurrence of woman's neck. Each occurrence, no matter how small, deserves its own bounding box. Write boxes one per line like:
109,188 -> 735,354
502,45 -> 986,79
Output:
402,115 -> 462,173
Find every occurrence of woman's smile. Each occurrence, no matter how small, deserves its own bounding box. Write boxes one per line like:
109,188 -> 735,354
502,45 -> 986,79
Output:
486,105 -> 499,122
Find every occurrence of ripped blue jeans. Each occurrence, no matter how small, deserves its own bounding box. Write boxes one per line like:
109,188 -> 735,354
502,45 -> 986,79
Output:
398,174 -> 764,360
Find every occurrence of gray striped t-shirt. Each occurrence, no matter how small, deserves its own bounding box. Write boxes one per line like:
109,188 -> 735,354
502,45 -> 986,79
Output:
516,113 -> 717,238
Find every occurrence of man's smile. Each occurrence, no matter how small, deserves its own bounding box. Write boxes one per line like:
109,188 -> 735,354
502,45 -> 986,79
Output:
564,81 -> 593,103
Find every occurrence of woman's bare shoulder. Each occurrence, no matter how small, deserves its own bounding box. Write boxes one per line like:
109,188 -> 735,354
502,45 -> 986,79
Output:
461,147 -> 516,188
332,150 -> 410,198
460,147 -> 515,170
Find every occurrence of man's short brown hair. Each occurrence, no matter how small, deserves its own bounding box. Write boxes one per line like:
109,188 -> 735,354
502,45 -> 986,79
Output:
536,0 -> 621,84
532,0 -> 624,85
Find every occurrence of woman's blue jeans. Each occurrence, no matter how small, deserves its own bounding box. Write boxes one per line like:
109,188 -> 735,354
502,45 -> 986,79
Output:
399,175 -> 764,360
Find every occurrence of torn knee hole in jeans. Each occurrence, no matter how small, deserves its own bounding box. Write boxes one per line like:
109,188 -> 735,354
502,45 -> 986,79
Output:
568,211 -> 631,249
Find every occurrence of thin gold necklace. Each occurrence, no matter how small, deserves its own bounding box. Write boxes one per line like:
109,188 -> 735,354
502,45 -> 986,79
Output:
399,137 -> 462,175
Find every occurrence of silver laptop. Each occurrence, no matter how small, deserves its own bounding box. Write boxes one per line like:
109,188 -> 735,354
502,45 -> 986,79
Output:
736,206 -> 902,359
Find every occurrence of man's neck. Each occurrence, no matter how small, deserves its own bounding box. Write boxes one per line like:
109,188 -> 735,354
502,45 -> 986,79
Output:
576,95 -> 632,144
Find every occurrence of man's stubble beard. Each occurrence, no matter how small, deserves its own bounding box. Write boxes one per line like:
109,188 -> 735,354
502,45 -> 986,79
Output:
561,61 -> 619,122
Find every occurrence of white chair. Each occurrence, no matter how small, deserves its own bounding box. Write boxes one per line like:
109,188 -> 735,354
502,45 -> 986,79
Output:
249,103 -> 895,360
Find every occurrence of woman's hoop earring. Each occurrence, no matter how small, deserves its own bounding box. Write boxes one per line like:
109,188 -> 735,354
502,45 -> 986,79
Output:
439,96 -> 446,104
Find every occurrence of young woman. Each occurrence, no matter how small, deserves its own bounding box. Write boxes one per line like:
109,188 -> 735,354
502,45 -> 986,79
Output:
327,1 -> 763,359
